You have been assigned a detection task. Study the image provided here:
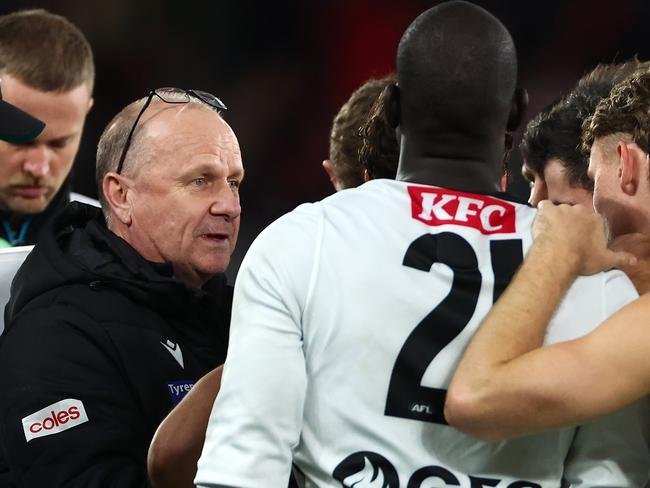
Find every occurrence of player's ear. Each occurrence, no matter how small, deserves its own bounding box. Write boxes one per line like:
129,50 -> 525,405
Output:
384,83 -> 400,129
618,141 -> 638,195
507,87 -> 528,132
322,160 -> 341,192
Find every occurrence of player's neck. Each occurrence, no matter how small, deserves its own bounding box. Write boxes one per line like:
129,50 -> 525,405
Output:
396,142 -> 502,194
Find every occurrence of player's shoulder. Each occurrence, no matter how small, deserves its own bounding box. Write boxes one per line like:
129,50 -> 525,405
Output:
318,179 -> 415,221
243,202 -> 324,266
550,268 -> 638,342
259,180 -> 401,232
571,267 -> 636,298
322,179 -> 405,206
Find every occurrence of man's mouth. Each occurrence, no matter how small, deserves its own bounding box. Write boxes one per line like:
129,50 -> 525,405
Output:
10,185 -> 49,198
200,232 -> 230,244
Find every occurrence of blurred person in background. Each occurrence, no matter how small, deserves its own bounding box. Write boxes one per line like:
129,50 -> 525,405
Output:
0,9 -> 95,247
521,58 -> 649,208
0,88 -> 240,487
323,75 -> 398,191
0,88 -> 44,247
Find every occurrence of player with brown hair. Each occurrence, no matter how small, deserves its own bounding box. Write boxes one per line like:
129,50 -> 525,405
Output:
323,76 -> 397,190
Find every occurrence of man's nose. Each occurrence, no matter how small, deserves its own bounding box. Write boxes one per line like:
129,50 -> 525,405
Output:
210,182 -> 242,221
528,180 -> 548,208
22,145 -> 51,178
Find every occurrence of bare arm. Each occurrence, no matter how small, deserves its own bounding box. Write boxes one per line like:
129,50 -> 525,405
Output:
445,202 -> 638,439
148,366 -> 223,488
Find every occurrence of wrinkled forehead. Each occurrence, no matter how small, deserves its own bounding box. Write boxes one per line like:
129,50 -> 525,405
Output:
133,104 -> 242,176
148,104 -> 239,152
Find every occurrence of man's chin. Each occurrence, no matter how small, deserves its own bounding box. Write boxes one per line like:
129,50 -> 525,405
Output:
2,195 -> 52,215
195,258 -> 231,281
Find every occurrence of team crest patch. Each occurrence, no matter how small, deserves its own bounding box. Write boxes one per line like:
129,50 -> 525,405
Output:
22,399 -> 89,442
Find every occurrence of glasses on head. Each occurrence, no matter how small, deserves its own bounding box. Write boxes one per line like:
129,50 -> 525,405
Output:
116,87 -> 227,175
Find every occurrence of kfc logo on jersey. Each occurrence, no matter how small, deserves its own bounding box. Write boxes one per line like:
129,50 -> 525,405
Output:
22,399 -> 89,442
408,186 -> 516,234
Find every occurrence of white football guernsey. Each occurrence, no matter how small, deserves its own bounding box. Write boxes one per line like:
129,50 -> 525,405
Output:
196,180 -> 649,488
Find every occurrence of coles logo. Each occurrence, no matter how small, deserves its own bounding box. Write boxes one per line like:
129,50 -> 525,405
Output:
408,186 -> 517,234
21,399 -> 89,442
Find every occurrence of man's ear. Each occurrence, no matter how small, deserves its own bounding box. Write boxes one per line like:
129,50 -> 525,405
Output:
103,172 -> 133,225
322,160 -> 341,192
618,142 -> 638,195
500,174 -> 508,192
384,83 -> 400,129
507,87 -> 528,132
86,97 -> 95,114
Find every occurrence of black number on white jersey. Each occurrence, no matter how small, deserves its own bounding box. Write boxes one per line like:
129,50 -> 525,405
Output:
384,233 -> 523,424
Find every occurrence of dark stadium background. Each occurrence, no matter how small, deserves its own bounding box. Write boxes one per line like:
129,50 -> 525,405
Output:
2,0 -> 648,280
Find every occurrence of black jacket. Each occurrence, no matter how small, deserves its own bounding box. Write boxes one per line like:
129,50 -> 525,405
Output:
0,202 -> 231,487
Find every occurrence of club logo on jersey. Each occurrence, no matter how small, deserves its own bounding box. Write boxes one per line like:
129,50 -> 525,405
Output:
333,451 -> 399,488
167,380 -> 195,406
21,399 -> 89,442
408,186 -> 516,234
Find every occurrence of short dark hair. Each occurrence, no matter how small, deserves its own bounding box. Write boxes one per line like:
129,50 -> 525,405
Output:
522,58 -> 649,190
329,76 -> 395,189
0,9 -> 95,93
583,67 -> 650,155
359,82 -> 399,180
396,1 -> 517,141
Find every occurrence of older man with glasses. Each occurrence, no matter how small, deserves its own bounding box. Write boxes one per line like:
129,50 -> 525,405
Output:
0,88 -> 242,487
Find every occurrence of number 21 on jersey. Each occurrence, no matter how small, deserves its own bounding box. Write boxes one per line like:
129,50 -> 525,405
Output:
385,232 -> 523,424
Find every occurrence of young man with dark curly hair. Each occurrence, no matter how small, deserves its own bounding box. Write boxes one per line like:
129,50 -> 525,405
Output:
448,68 -> 650,441
521,58 -> 649,208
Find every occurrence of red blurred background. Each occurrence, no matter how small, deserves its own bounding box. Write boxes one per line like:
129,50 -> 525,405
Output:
2,0 -> 648,278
